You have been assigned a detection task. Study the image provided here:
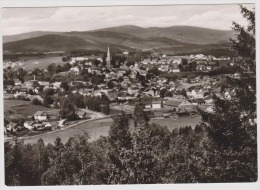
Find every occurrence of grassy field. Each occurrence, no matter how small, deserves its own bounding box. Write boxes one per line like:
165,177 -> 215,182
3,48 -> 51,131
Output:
4,100 -> 55,117
4,100 -> 31,113
13,104 -> 59,117
4,55 -> 65,70
149,115 -> 201,131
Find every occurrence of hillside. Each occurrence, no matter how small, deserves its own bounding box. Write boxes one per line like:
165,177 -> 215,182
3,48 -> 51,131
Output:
3,35 -> 90,52
3,33 -> 203,53
96,25 -> 235,44
3,25 -> 235,54
3,34 -> 132,53
3,31 -> 60,43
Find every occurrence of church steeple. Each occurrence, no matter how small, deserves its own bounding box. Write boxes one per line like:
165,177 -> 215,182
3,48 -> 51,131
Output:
106,45 -> 111,70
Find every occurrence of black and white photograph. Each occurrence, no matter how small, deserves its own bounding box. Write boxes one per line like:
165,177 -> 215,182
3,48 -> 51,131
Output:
0,0 -> 258,188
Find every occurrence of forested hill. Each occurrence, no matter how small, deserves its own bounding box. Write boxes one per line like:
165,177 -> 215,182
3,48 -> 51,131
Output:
3,25 -> 235,54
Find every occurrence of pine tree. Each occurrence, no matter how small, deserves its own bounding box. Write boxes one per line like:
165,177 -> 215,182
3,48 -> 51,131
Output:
200,5 -> 257,182
108,105 -> 160,184
133,103 -> 149,128
107,113 -> 132,184
59,97 -> 78,120
5,140 -> 23,186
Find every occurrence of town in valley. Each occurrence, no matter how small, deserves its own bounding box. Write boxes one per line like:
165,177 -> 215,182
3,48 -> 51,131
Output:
3,44 -> 240,143
2,4 -> 257,185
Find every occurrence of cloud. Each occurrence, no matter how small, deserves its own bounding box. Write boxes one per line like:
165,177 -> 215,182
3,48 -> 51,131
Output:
2,7 -> 58,19
2,4 -> 255,35
187,11 -> 243,30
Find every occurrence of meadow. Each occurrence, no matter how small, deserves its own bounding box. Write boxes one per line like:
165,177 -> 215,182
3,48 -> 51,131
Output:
149,115 -> 201,130
4,55 -> 65,70
4,100 -> 31,113
4,100 -> 56,117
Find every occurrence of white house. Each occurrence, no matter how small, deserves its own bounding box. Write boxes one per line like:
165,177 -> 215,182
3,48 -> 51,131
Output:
128,87 -> 140,95
85,61 -> 92,66
76,111 -> 87,119
24,121 -> 36,130
44,121 -> 59,130
70,57 -> 89,65
24,81 -> 32,87
152,101 -> 162,109
6,122 -> 20,132
170,67 -> 180,73
80,88 -> 94,96
52,82 -> 61,89
14,79 -> 22,86
34,111 -> 48,121
195,54 -> 207,60
159,65 -> 169,72
70,66 -> 80,75
141,59 -> 150,65
172,58 -> 182,65
187,89 -> 204,99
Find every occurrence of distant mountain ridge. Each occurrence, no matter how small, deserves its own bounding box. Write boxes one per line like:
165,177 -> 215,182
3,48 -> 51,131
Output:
3,25 -> 235,54
95,25 -> 234,44
3,31 -> 61,43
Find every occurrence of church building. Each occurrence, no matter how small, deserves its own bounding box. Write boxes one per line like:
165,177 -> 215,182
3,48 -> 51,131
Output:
106,45 -> 112,70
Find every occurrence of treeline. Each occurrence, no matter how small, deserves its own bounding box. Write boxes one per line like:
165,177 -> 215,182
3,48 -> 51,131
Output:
5,103 -> 257,185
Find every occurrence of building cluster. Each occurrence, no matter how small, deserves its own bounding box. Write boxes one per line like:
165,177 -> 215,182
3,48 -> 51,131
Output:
4,46 -> 237,135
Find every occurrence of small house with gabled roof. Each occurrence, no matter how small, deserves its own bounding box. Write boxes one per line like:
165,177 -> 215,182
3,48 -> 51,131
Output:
34,111 -> 48,121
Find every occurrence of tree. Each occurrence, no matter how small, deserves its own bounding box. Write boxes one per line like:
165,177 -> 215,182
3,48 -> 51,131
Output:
164,90 -> 173,97
31,139 -> 50,184
180,89 -> 187,98
47,63 -> 57,75
59,98 -> 78,120
189,61 -> 197,71
42,134 -> 108,185
28,89 -> 34,95
56,65 -> 63,73
41,137 -> 65,185
122,124 -> 159,184
108,114 -> 132,156
181,59 -> 188,65
100,103 -> 110,115
62,62 -> 71,71
108,106 -> 159,184
133,103 -> 149,128
206,5 -> 256,148
32,98 -> 42,105
68,93 -> 85,108
200,5 -> 257,182
5,140 -> 22,186
60,81 -> 70,91
148,67 -> 160,76
138,75 -> 146,82
160,88 -> 167,98
107,80 -> 115,89
43,96 -> 54,107
17,68 -> 26,83
107,114 -> 132,183
84,96 -> 102,112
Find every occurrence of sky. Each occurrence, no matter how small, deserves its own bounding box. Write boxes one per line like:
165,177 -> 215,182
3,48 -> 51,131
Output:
2,4 -> 255,36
